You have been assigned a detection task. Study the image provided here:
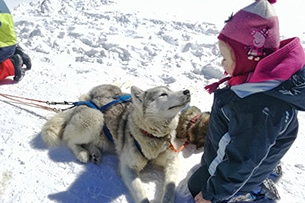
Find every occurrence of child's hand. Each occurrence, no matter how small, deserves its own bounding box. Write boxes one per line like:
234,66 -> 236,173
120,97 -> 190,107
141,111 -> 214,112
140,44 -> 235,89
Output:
194,192 -> 212,203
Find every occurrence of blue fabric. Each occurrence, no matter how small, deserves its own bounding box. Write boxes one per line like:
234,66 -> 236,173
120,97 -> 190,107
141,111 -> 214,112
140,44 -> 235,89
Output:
0,0 -> 10,13
0,45 -> 15,62
225,199 -> 275,203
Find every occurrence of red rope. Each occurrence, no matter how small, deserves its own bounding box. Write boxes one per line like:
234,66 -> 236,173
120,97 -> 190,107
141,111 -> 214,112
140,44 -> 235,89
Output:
0,93 -> 48,103
0,93 -> 68,112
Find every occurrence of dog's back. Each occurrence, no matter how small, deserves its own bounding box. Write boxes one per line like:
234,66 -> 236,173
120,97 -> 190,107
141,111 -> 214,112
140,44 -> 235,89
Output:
41,84 -> 127,147
88,84 -> 133,146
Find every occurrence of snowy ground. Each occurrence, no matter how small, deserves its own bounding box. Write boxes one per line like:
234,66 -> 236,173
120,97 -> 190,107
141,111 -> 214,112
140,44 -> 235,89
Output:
0,0 -> 304,202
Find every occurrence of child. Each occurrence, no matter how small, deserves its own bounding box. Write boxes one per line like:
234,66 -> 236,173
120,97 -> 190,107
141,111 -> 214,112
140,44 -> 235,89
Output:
0,0 -> 31,82
188,0 -> 305,203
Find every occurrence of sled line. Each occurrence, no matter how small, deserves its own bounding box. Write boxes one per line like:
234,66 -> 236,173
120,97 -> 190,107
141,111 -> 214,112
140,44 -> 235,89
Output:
0,92 -> 74,112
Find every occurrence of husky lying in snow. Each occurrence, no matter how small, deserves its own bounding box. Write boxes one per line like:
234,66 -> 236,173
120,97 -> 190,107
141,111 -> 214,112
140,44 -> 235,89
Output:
176,105 -> 210,149
41,84 -> 191,203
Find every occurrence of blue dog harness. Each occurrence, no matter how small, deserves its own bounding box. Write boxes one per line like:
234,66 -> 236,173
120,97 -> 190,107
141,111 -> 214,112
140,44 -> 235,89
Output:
73,94 -> 132,143
72,94 -> 184,156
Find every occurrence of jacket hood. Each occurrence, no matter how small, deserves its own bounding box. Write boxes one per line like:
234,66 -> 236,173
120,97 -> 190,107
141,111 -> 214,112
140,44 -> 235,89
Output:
249,37 -> 305,83
231,37 -> 305,110
264,67 -> 305,111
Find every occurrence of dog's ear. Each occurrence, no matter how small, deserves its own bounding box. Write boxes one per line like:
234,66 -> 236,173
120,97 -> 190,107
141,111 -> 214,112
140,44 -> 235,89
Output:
131,86 -> 144,104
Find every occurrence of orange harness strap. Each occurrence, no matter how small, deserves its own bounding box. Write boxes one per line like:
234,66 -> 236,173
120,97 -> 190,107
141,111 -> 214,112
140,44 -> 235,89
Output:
169,140 -> 189,153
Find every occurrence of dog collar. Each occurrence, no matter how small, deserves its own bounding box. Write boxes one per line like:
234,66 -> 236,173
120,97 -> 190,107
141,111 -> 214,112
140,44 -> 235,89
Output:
141,129 -> 154,137
187,115 -> 199,132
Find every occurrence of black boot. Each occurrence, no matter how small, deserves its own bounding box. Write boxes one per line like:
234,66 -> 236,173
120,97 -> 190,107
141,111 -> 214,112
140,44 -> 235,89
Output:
10,54 -> 25,82
15,45 -> 32,70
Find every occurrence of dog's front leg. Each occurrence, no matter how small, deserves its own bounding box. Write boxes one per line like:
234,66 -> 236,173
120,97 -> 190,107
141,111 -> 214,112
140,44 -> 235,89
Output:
67,141 -> 90,163
159,152 -> 179,203
119,164 -> 150,203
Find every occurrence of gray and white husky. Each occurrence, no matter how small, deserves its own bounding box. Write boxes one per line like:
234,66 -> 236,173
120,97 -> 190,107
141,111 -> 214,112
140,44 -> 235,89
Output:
41,84 -> 191,203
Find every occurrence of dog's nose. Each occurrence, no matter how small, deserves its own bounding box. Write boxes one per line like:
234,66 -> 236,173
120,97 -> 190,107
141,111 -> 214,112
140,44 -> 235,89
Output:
183,89 -> 190,95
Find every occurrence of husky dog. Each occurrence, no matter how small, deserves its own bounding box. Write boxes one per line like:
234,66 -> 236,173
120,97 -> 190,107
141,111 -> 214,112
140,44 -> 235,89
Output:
41,84 -> 191,203
176,105 -> 210,149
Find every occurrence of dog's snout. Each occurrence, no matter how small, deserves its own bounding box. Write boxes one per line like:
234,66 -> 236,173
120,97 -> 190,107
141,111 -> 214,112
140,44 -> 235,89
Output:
183,89 -> 190,95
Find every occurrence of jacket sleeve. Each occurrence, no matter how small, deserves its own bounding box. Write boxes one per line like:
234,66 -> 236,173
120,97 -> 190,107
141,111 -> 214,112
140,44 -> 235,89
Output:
201,94 -> 297,202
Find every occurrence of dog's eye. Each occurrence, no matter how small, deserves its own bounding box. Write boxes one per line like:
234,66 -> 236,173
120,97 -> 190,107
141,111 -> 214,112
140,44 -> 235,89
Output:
160,93 -> 168,97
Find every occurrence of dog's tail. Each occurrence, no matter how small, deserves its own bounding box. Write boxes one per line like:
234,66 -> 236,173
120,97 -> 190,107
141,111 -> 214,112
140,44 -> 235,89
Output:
41,111 -> 71,147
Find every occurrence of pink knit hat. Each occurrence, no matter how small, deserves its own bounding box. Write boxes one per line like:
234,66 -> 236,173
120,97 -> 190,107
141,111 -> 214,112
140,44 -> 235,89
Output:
205,0 -> 280,93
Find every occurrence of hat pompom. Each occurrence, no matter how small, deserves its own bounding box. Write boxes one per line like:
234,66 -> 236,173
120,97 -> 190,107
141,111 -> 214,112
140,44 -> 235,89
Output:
268,0 -> 277,4
255,0 -> 277,3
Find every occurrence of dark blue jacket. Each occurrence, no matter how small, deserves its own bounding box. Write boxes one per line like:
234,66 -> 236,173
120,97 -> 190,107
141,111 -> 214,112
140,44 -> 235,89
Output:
188,37 -> 305,202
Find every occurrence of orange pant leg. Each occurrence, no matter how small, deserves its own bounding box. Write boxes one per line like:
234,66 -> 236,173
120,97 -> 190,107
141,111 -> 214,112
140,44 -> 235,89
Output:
0,59 -> 15,80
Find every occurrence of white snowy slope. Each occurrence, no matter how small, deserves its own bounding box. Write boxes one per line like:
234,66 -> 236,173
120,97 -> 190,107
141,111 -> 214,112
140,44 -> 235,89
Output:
0,0 -> 304,203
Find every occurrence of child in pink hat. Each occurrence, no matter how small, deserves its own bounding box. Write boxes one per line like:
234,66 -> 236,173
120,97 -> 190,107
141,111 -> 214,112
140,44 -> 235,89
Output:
188,0 -> 305,202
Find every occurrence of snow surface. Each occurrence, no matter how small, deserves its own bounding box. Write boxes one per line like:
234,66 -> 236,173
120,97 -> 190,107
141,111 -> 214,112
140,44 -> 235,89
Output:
1,0 -> 304,203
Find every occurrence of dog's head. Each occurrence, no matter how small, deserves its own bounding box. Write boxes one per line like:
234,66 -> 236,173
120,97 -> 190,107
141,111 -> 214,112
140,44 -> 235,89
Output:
176,105 -> 210,149
176,106 -> 202,139
130,86 -> 191,136
188,112 -> 210,149
131,86 -> 191,119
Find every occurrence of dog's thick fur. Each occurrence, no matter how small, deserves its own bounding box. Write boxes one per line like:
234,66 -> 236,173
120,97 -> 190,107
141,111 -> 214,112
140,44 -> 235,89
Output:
41,84 -> 191,203
176,105 -> 210,149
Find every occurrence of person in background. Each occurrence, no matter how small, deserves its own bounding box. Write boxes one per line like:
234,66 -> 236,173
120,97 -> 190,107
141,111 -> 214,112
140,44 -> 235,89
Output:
0,0 -> 31,82
188,0 -> 305,202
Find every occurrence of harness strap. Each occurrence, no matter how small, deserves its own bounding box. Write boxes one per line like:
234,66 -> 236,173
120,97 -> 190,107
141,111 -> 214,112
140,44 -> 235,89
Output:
133,137 -> 143,156
73,94 -> 132,112
72,101 -> 99,109
73,95 -> 132,145
185,114 -> 199,140
102,95 -> 146,156
190,114 -> 199,124
103,125 -> 114,143
100,94 -> 132,112
169,140 -> 189,152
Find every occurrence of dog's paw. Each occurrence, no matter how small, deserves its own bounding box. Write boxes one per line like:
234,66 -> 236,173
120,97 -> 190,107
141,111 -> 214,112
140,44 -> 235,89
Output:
161,195 -> 174,203
162,182 -> 175,203
77,151 -> 90,163
91,150 -> 102,165
139,198 -> 150,203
